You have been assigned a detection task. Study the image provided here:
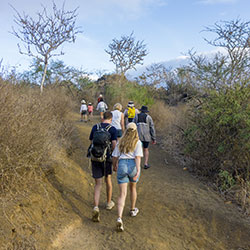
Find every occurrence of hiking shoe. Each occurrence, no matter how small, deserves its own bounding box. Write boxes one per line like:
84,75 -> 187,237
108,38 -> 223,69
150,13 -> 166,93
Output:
92,207 -> 100,222
130,208 -> 139,217
116,218 -> 124,232
144,164 -> 150,169
106,200 -> 115,210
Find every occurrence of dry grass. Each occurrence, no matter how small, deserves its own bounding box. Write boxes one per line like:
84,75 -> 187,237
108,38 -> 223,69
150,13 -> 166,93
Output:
0,82 -> 75,249
150,101 -> 192,166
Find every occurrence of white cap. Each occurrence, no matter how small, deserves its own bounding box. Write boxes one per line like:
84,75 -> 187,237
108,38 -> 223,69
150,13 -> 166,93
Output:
126,122 -> 137,131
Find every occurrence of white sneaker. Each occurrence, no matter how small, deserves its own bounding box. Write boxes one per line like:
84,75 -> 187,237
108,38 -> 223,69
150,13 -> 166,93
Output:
106,200 -> 115,210
92,207 -> 100,222
130,208 -> 139,217
116,217 -> 124,232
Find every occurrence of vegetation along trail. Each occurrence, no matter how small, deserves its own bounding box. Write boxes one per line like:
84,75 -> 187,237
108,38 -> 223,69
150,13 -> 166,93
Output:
51,113 -> 250,250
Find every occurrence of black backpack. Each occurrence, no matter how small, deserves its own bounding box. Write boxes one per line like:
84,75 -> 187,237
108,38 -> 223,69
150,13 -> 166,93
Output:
89,123 -> 112,162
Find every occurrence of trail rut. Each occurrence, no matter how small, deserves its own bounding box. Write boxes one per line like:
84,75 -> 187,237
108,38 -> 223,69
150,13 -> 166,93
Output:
51,113 -> 250,250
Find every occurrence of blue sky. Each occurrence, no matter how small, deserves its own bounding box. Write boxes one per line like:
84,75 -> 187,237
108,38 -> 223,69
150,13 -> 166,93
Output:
0,0 -> 250,75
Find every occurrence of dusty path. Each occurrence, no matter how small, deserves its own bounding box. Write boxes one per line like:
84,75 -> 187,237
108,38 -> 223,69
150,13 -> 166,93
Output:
51,113 -> 250,250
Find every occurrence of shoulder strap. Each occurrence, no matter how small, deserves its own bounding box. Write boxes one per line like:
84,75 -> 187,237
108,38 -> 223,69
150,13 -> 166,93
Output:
96,123 -> 101,130
105,124 -> 112,131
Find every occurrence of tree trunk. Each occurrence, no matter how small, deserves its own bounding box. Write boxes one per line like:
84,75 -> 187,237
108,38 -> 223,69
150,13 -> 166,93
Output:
40,62 -> 48,93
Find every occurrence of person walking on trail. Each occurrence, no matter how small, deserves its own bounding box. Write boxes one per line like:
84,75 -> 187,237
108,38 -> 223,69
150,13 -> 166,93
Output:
97,94 -> 103,103
96,98 -> 108,119
111,103 -> 125,139
88,102 -> 94,121
134,106 -> 156,169
88,111 -> 117,222
80,100 -> 88,122
112,122 -> 143,232
124,101 -> 139,126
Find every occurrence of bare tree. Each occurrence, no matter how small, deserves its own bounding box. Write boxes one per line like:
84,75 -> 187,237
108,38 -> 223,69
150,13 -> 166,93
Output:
11,2 -> 82,92
105,32 -> 148,75
203,19 -> 250,84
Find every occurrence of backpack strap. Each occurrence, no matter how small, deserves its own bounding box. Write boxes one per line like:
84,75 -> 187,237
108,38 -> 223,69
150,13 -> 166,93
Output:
96,123 -> 101,130
105,124 -> 112,132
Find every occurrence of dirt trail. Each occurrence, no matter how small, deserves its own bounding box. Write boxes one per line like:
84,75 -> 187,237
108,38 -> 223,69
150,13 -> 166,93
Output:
51,113 -> 250,250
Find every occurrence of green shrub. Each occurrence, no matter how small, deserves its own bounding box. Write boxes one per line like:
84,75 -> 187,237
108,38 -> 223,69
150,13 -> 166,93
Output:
105,77 -> 154,109
184,84 -> 250,180
218,170 -> 236,191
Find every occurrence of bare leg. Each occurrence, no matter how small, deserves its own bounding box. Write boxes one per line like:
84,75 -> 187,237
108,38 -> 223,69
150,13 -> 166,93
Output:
94,178 -> 102,207
117,183 -> 128,218
105,175 -> 112,204
143,148 -> 149,166
129,182 -> 137,210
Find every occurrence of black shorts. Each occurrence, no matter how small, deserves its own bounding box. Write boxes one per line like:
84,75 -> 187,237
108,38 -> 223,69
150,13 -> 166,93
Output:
142,141 -> 149,148
91,160 -> 112,178
81,110 -> 87,115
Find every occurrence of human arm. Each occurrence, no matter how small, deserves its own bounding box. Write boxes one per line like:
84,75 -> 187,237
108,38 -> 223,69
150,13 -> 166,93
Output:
112,156 -> 118,172
148,116 -> 156,143
111,140 -> 116,151
96,103 -> 100,111
120,113 -> 125,131
133,156 -> 141,181
89,125 -> 97,140
132,140 -> 143,180
112,143 -> 120,171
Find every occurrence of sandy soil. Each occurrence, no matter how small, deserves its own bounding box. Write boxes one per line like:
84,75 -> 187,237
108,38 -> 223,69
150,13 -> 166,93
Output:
50,113 -> 250,250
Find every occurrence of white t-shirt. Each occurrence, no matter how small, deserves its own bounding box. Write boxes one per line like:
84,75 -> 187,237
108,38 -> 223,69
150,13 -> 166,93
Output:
80,104 -> 87,113
111,110 -> 122,130
112,140 -> 143,159
96,101 -> 108,111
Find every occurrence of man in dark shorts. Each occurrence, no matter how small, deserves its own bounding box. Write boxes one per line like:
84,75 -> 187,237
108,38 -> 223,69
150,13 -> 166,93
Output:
134,106 -> 156,169
89,111 -> 117,222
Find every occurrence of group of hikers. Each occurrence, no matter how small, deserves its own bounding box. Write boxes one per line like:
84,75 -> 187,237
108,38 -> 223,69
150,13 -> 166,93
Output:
79,100 -> 94,122
80,94 -> 108,122
84,94 -> 156,232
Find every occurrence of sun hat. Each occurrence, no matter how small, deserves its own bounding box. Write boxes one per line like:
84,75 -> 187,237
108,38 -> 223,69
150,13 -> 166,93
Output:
88,102 -> 92,105
127,101 -> 134,107
139,105 -> 149,112
81,99 -> 86,104
126,122 -> 137,131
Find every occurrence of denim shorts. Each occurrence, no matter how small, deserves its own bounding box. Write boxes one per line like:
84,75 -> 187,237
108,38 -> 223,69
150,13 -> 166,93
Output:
116,129 -> 123,138
117,159 -> 140,184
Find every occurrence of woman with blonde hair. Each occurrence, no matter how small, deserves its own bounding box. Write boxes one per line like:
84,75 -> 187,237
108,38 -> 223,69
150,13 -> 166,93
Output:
112,122 -> 143,232
111,103 -> 125,139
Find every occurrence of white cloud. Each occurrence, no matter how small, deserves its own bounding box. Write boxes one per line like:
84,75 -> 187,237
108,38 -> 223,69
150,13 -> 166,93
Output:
197,0 -> 237,4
